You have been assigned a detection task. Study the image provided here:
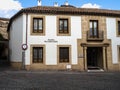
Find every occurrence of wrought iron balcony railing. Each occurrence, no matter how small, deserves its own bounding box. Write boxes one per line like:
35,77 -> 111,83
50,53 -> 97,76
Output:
87,30 -> 104,41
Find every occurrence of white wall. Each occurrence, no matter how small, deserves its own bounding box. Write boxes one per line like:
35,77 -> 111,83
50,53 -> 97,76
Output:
25,15 -> 82,65
9,15 -> 23,62
106,18 -> 120,64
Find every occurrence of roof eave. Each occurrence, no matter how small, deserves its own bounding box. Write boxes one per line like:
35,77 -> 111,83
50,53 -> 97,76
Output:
7,6 -> 120,31
7,9 -> 25,31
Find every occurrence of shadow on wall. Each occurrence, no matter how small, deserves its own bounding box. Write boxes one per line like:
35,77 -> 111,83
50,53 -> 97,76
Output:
0,34 -> 9,66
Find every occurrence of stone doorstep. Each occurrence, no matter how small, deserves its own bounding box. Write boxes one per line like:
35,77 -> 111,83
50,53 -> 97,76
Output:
87,69 -> 104,72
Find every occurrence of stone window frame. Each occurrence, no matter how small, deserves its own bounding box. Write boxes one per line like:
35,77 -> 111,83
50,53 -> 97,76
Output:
116,19 -> 120,37
32,47 -> 43,63
33,18 -> 43,33
117,45 -> 120,62
57,16 -> 71,36
30,44 -> 46,65
59,19 -> 69,33
57,45 -> 71,64
30,15 -> 45,36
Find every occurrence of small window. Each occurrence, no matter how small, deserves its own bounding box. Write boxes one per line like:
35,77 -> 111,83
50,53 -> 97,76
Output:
33,47 -> 43,63
118,21 -> 120,35
59,19 -> 68,33
33,18 -> 43,33
59,47 -> 69,63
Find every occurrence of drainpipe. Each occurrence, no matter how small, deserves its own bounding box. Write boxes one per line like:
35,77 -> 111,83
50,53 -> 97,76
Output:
26,13 -> 28,45
22,13 -> 28,70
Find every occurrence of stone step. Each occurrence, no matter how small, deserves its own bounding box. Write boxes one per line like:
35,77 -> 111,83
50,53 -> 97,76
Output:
88,69 -> 104,72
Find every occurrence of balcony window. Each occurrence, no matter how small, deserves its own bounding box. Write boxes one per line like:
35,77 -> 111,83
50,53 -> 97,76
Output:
87,20 -> 103,41
90,20 -> 98,38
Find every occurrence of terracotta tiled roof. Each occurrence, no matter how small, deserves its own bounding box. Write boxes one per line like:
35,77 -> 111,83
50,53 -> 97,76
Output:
7,6 -> 120,31
11,6 -> 120,19
19,6 -> 120,16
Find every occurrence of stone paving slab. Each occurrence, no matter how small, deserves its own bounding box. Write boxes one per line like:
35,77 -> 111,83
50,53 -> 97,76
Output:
0,69 -> 120,90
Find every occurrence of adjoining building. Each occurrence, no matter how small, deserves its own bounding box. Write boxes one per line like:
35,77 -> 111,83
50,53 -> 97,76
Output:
7,1 -> 120,71
0,17 -> 9,65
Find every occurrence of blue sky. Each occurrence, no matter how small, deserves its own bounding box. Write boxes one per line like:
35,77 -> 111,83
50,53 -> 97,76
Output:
19,0 -> 120,10
0,0 -> 120,18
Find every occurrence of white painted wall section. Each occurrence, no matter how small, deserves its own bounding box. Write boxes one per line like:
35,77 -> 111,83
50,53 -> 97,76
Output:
9,15 -> 23,62
45,16 -> 57,65
71,16 -> 82,38
106,18 -> 120,64
71,16 -> 81,64
46,16 -> 57,38
46,44 -> 57,65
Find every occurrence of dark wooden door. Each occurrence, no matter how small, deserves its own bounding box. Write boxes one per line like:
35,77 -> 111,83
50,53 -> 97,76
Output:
87,47 -> 98,67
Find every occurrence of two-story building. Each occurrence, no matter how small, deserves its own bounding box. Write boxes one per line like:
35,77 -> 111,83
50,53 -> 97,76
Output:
8,1 -> 120,71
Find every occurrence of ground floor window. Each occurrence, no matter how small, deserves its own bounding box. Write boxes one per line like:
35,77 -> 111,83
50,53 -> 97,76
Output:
33,47 -> 43,63
118,46 -> 120,61
59,47 -> 70,63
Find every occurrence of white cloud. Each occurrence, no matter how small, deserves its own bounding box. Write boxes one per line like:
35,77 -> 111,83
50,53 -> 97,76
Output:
0,10 -> 18,18
0,0 -> 23,18
81,3 -> 101,9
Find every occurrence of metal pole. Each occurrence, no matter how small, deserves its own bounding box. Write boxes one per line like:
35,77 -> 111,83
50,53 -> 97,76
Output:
22,51 -> 25,70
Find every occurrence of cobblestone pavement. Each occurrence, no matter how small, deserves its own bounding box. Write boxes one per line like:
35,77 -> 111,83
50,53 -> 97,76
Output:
0,69 -> 120,90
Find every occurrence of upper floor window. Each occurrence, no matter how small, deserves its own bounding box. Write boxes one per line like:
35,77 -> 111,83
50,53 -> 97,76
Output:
118,21 -> 120,35
89,20 -> 98,37
59,19 -> 68,33
31,16 -> 45,36
57,17 -> 71,36
33,18 -> 43,33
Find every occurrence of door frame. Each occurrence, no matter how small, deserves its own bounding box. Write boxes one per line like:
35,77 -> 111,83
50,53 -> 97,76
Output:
83,46 -> 107,71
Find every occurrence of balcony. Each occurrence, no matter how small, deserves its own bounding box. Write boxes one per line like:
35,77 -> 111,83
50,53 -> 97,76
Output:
87,30 -> 104,41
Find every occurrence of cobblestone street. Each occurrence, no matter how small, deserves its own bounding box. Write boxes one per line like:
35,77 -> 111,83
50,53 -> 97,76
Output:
0,68 -> 120,90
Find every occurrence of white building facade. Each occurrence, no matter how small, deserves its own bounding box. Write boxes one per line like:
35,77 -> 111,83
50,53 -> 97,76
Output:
8,5 -> 120,71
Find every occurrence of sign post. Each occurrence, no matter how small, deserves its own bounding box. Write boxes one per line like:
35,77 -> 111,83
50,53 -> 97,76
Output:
22,44 -> 28,70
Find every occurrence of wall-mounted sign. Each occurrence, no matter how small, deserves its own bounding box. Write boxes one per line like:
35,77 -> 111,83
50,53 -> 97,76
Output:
66,64 -> 71,69
22,44 -> 28,50
44,39 -> 58,43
